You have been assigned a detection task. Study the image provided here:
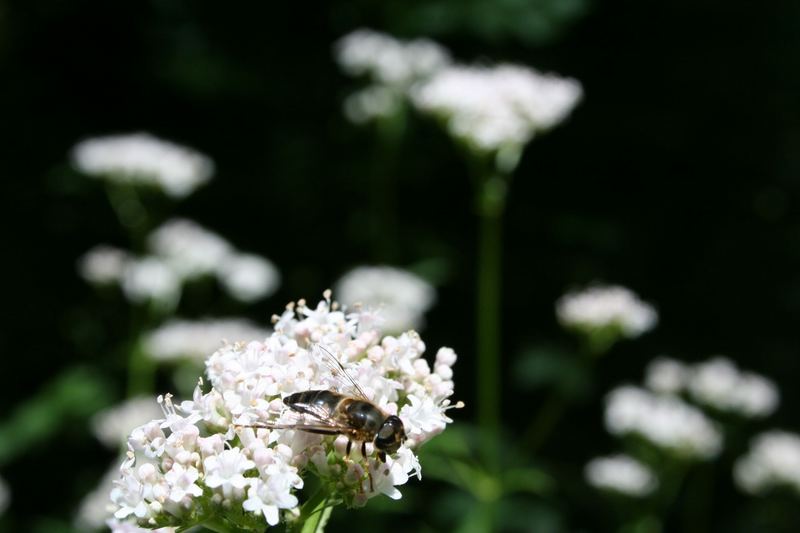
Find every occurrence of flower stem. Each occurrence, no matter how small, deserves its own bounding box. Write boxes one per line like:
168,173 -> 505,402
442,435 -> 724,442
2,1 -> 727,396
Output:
475,173 -> 507,472
197,516 -> 237,533
127,340 -> 155,397
289,489 -> 334,533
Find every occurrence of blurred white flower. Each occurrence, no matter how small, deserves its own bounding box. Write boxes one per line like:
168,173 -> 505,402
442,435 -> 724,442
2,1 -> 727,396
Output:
217,253 -> 280,303
111,295 -> 460,529
336,29 -> 451,87
556,284 -> 657,338
734,431 -> 800,495
121,256 -> 181,306
585,454 -> 658,497
605,385 -> 722,460
343,85 -> 403,124
335,266 -> 436,333
412,64 -> 582,154
0,474 -> 9,515
92,397 -> 164,449
687,357 -> 779,418
76,462 -> 120,530
71,132 -> 214,198
78,245 -> 131,285
142,318 -> 270,362
147,218 -> 233,279
645,357 -> 690,395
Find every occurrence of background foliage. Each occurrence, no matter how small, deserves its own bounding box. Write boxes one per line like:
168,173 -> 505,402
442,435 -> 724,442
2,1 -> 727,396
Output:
1,0 -> 800,531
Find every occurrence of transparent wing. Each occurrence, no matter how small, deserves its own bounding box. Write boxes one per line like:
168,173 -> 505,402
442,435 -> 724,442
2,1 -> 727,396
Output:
312,344 -> 370,401
246,408 -> 357,437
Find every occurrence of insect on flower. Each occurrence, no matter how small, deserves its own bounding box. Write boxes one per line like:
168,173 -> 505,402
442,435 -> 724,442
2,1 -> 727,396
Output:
239,345 -> 407,489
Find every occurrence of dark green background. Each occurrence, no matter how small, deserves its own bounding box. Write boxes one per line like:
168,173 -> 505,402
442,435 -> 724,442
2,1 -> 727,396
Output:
1,0 -> 799,531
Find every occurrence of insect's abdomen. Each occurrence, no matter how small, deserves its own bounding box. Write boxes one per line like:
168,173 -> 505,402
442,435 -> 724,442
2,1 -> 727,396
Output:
284,390 -> 343,417
340,398 -> 384,435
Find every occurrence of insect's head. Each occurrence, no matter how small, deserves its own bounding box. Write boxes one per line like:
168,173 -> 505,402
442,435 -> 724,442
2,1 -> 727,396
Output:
374,415 -> 406,454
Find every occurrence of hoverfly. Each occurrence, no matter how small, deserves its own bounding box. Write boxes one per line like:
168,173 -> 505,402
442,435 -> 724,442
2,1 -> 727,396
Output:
241,344 -> 407,468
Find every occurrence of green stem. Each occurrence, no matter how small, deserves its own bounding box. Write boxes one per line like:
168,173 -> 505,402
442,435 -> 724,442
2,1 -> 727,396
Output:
369,105 -> 407,263
197,516 -> 236,533
520,392 -> 567,455
127,340 -> 155,396
104,183 -> 149,247
289,489 -> 335,533
475,174 -> 507,472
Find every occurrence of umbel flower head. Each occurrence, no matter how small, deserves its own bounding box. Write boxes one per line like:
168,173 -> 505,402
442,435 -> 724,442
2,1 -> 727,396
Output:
412,63 -> 582,161
556,284 -> 657,354
111,292 -> 459,530
334,29 -> 451,124
734,430 -> 800,496
334,265 -> 436,333
585,454 -> 658,497
645,356 -> 779,418
71,132 -> 214,199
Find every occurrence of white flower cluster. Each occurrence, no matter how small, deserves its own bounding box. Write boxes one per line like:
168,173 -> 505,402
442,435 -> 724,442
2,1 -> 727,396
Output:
71,133 -> 214,199
645,356 -> 779,418
335,29 -> 451,124
585,454 -> 658,497
334,266 -> 436,333
78,219 -> 280,305
734,431 -> 800,495
605,386 -> 722,460
111,294 -> 459,529
556,284 -> 657,339
336,29 -> 451,88
412,64 -> 582,153
143,318 -> 270,362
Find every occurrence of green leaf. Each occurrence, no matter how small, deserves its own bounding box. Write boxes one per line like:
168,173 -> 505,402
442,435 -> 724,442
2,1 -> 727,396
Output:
513,345 -> 589,397
0,367 -> 115,465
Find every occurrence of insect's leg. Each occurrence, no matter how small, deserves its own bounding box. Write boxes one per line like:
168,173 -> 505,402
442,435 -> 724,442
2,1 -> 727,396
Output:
346,440 -> 353,458
368,467 -> 374,493
361,441 -> 367,458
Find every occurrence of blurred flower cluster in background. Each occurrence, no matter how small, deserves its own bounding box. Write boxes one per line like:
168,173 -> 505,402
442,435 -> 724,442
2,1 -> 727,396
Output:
1,1 -> 799,532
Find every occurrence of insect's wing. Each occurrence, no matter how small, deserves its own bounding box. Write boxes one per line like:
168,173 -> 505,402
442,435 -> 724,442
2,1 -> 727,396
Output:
254,406 -> 356,436
312,344 -> 370,401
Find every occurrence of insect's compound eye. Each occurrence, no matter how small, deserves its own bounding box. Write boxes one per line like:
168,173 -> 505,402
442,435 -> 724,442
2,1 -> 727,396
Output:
375,416 -> 405,454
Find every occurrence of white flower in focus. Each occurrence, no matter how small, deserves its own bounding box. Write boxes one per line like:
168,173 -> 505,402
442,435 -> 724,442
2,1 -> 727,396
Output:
556,284 -> 657,338
734,431 -> 800,495
121,256 -> 181,306
645,357 -> 689,395
585,455 -> 658,497
412,64 -> 582,154
143,318 -> 270,362
242,468 -> 301,526
71,133 -> 213,198
0,474 -> 8,515
687,357 -> 779,418
217,254 -> 280,303
335,266 -> 436,333
164,464 -> 203,503
92,397 -> 164,449
78,245 -> 130,285
111,295 -> 459,529
147,219 -> 232,279
335,29 -> 450,87
204,448 -> 256,499
605,385 -> 721,460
